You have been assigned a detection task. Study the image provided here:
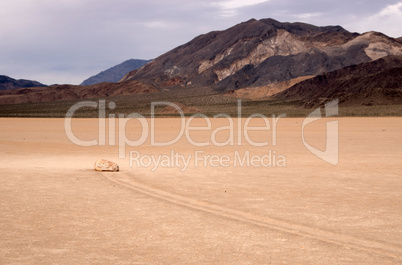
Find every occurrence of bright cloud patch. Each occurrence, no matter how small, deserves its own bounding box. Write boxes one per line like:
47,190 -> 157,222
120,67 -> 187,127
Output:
294,12 -> 323,20
216,0 -> 269,9
378,1 -> 402,16
212,0 -> 270,17
348,2 -> 402,37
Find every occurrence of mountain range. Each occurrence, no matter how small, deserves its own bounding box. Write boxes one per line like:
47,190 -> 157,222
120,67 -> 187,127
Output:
80,59 -> 151,86
1,18 -> 402,110
0,75 -> 46,91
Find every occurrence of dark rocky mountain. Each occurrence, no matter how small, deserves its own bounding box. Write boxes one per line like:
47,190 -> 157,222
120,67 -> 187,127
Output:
81,59 -> 151,86
0,80 -> 158,105
273,55 -> 402,107
121,18 -> 402,90
0,75 -> 46,91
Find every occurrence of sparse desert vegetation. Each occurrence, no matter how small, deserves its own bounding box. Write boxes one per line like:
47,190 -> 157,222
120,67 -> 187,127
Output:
1,86 -> 401,118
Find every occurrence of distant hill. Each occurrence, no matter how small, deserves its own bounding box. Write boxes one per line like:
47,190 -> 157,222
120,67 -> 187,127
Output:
0,80 -> 158,105
0,75 -> 46,91
81,59 -> 151,86
121,18 -> 402,90
273,55 -> 402,107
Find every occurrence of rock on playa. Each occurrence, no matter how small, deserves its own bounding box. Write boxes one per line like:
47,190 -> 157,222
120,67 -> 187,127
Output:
94,159 -> 119,172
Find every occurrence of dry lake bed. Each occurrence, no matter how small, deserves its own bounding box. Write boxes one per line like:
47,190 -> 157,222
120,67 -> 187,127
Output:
0,117 -> 401,264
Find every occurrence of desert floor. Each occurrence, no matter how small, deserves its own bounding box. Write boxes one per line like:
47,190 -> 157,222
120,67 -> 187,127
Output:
0,117 -> 401,264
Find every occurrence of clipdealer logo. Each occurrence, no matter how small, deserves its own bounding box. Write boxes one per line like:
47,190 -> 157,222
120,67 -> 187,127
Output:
64,99 -> 339,170
302,99 -> 339,165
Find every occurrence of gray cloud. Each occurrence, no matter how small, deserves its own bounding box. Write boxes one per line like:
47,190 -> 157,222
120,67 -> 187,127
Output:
0,0 -> 401,85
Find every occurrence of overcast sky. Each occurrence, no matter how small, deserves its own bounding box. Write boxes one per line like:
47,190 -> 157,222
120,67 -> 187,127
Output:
1,0 -> 401,85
